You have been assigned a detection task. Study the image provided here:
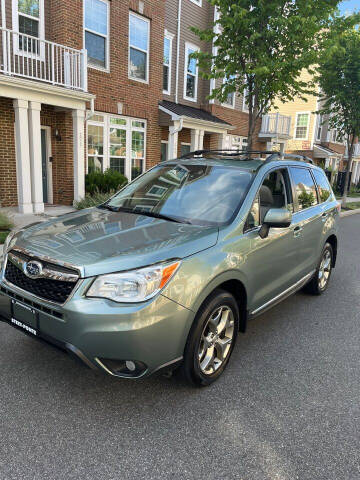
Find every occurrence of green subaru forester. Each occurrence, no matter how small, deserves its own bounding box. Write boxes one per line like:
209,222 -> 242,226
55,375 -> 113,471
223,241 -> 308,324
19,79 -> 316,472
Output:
0,151 -> 339,386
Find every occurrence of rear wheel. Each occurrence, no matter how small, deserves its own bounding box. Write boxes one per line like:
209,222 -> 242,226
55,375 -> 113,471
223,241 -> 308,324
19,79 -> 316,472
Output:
180,289 -> 239,386
304,243 -> 333,295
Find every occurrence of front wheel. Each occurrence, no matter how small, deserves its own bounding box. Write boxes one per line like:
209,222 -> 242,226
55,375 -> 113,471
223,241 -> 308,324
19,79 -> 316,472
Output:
180,289 -> 239,386
304,243 -> 333,295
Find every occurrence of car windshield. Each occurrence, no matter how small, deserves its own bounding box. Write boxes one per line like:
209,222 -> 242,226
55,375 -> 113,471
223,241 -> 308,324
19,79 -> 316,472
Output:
105,163 -> 254,226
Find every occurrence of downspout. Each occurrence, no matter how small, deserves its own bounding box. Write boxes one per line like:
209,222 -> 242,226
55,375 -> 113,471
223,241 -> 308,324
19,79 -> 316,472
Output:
175,0 -> 182,104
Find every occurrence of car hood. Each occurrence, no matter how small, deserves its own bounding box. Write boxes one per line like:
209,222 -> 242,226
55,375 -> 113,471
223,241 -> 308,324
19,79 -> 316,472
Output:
10,208 -> 218,277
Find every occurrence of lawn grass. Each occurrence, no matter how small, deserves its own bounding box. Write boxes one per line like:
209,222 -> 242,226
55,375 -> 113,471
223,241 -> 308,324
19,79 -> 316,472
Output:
0,231 -> 10,244
0,212 -> 13,231
341,201 -> 360,211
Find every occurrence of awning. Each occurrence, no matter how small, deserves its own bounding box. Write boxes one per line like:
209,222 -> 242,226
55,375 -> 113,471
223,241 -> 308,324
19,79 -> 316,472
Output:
159,100 -> 234,133
314,144 -> 343,158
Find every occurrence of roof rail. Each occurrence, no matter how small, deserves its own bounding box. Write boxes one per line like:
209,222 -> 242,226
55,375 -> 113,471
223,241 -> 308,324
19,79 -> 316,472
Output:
179,149 -> 276,159
178,149 -> 314,164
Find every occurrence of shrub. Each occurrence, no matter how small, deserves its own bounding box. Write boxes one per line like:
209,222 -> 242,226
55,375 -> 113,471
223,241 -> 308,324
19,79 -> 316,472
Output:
85,169 -> 128,195
0,212 -> 14,231
75,190 -> 116,210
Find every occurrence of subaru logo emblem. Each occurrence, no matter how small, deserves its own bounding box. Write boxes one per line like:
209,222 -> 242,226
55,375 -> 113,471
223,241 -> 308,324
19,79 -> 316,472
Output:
24,260 -> 43,279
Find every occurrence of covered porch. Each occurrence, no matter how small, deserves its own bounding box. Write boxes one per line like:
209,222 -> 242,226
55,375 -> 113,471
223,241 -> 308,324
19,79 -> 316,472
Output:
0,75 -> 94,213
159,100 -> 234,160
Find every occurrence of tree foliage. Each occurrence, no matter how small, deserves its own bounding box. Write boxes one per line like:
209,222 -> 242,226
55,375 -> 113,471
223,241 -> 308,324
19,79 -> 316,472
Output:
317,25 -> 360,205
191,0 -> 342,150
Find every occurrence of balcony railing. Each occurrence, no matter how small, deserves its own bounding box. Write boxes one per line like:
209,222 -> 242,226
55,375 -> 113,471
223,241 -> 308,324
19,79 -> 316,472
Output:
260,113 -> 292,138
0,28 -> 87,92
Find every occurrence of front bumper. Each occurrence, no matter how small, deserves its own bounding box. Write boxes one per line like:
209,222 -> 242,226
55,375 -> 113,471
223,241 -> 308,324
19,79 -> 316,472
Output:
0,277 -> 194,378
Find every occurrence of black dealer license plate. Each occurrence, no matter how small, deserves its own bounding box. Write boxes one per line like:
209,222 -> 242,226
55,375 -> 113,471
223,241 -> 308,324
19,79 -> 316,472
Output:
11,300 -> 38,336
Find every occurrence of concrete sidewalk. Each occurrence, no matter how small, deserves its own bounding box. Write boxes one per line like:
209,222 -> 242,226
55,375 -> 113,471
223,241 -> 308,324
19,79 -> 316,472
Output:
0,205 -> 75,255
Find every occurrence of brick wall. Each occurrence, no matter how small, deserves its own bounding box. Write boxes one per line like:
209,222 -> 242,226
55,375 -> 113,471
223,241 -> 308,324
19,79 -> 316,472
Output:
0,97 -> 17,207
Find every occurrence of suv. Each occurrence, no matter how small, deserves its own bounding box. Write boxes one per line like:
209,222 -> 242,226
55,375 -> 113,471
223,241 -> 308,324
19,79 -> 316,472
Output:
0,151 -> 339,386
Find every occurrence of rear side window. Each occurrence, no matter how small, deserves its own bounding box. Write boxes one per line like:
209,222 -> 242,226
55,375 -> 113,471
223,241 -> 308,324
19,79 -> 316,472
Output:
289,167 -> 318,211
313,170 -> 332,203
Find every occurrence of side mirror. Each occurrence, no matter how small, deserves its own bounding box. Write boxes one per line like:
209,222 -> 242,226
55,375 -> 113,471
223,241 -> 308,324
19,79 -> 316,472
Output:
259,208 -> 292,239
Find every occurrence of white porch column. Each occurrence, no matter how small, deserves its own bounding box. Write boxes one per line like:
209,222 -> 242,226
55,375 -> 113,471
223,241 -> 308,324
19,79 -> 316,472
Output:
198,130 -> 204,151
218,133 -> 228,149
28,101 -> 44,213
72,109 -> 86,202
168,122 -> 180,159
191,129 -> 200,151
13,99 -> 33,214
351,160 -> 358,184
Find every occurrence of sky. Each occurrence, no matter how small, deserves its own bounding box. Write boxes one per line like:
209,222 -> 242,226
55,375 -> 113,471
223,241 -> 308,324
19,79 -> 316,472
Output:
339,0 -> 359,15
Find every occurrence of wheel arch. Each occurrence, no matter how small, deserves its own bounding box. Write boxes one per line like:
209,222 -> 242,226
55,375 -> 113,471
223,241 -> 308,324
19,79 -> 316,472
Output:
191,271 -> 248,333
326,234 -> 338,267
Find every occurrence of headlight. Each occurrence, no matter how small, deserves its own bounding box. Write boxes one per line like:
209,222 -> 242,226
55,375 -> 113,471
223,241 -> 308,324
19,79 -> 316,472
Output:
86,261 -> 180,303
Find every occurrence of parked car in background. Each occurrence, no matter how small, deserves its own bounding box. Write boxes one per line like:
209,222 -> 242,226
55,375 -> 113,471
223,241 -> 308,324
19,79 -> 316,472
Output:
0,151 -> 339,386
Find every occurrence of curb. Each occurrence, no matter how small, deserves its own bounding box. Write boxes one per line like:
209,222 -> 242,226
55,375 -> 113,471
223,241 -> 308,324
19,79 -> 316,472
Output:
340,208 -> 360,218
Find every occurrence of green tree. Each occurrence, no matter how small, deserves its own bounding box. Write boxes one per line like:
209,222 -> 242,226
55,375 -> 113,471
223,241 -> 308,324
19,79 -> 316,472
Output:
191,0 -> 341,151
317,27 -> 360,207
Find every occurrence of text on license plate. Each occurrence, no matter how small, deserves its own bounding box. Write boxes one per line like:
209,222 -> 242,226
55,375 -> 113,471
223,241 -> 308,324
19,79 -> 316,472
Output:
11,318 -> 37,336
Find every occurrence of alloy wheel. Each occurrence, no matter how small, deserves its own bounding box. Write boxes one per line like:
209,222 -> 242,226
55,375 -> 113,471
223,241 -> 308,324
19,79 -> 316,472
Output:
318,249 -> 332,290
198,306 -> 235,375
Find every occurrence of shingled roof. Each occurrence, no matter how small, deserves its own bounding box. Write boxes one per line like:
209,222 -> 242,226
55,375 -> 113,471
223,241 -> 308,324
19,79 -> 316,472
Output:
159,100 -> 231,126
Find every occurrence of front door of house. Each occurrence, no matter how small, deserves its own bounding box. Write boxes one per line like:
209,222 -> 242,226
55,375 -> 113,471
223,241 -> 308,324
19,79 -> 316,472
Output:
41,129 -> 48,203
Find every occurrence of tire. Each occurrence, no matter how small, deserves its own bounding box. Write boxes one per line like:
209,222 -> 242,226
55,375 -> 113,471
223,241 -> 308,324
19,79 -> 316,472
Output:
304,242 -> 333,295
180,289 -> 239,387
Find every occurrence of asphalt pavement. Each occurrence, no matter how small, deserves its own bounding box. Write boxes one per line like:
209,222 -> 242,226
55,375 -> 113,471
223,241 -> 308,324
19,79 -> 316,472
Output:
0,214 -> 359,480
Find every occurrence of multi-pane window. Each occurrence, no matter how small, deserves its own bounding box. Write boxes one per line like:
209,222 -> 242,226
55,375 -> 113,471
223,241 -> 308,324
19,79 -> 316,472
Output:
129,13 -> 150,82
184,43 -> 199,101
161,142 -> 168,162
132,121 -> 146,180
223,75 -> 235,107
84,0 -> 109,69
87,115 -> 105,173
163,34 -> 172,94
289,167 -> 318,210
294,113 -> 310,140
14,0 -> 44,54
87,114 -> 146,181
316,115 -> 323,141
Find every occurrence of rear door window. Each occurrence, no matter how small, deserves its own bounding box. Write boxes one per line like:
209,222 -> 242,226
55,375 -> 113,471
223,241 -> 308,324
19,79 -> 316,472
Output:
289,167 -> 318,211
313,170 -> 332,203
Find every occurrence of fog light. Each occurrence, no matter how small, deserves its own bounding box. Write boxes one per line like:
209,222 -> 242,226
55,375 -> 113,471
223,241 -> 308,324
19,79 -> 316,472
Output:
125,360 -> 136,372
96,358 -> 147,377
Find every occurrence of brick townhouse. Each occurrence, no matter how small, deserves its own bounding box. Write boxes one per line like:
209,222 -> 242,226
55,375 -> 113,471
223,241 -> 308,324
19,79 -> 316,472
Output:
0,0 -> 292,213
272,71 -> 360,186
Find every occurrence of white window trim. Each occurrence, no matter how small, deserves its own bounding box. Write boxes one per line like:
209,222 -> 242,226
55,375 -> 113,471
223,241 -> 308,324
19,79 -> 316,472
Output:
12,0 -> 45,59
221,77 -> 235,109
316,114 -> 323,141
83,0 -> 110,72
87,112 -> 147,181
163,30 -> 174,95
161,140 -> 169,161
294,112 -> 311,141
183,42 -> 199,102
242,88 -> 249,112
189,0 -> 202,6
128,12 -> 150,84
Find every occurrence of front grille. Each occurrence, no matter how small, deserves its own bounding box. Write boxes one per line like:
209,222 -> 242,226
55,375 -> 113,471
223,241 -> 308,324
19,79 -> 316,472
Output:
5,259 -> 76,304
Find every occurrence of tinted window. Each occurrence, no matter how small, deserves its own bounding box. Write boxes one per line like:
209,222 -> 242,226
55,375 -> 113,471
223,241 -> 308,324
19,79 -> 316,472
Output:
290,167 -> 318,211
313,170 -> 332,203
107,164 -> 254,226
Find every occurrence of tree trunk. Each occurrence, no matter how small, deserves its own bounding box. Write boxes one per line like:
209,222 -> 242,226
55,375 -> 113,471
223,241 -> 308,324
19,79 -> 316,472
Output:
247,109 -> 258,153
341,140 -> 354,208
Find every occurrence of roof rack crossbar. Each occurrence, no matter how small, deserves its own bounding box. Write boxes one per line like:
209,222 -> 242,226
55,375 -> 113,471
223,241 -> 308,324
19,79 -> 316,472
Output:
178,149 -> 313,164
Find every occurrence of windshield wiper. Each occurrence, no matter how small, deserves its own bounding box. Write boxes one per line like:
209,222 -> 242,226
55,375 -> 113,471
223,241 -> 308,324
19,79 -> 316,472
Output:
135,210 -> 192,224
99,204 -> 192,224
